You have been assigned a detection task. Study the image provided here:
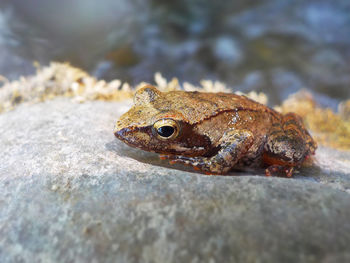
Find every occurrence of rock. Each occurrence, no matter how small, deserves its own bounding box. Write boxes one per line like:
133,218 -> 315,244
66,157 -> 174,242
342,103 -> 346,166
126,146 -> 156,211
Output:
1,98 -> 350,263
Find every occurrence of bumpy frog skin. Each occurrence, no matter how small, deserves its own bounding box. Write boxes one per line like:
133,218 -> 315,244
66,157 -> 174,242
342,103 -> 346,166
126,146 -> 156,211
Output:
114,85 -> 317,177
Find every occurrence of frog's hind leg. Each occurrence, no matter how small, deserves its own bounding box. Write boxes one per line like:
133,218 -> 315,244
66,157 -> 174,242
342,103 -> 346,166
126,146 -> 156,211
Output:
264,113 -> 317,177
162,130 -> 254,175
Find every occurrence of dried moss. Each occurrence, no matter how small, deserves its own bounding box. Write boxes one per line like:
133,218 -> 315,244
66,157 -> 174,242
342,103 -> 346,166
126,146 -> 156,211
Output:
0,62 -> 134,113
339,100 -> 350,121
276,91 -> 350,150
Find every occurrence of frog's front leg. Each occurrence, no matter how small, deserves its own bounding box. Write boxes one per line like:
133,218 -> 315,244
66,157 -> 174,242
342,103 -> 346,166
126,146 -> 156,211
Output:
162,130 -> 254,174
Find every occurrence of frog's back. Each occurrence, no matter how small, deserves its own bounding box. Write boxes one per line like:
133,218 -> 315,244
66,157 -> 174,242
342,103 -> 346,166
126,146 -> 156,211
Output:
154,90 -> 279,124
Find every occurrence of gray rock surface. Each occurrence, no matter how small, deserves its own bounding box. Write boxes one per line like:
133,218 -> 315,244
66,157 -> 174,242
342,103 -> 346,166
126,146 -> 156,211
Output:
1,99 -> 350,263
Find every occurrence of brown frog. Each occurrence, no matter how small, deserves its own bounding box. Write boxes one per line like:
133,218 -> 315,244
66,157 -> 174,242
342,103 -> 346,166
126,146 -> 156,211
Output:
114,85 -> 317,177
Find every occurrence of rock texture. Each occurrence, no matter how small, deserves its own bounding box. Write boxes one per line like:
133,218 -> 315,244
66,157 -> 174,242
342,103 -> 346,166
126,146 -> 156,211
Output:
1,99 -> 350,263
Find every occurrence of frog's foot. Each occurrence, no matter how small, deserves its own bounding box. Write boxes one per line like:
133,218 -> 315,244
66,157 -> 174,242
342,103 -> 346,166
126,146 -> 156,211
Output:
265,165 -> 294,177
160,155 -> 229,175
160,154 -> 212,171
160,130 -> 254,175
159,154 -> 191,167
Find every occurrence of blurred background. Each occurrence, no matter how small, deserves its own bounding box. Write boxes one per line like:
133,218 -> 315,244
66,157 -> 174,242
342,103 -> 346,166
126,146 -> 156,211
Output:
0,0 -> 349,106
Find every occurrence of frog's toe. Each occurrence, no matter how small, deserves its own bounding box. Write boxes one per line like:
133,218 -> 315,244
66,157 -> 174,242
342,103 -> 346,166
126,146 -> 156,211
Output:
159,155 -> 191,166
168,160 -> 176,165
159,155 -> 169,160
265,165 -> 294,178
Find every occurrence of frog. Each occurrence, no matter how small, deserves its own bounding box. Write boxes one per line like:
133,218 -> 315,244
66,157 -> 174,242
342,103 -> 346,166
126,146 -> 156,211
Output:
114,85 -> 317,177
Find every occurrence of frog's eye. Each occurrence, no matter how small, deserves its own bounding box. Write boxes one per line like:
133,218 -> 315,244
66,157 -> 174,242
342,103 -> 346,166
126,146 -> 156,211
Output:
153,119 -> 180,140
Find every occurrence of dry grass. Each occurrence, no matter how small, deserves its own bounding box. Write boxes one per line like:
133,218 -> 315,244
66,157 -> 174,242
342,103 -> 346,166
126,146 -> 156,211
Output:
276,91 -> 350,150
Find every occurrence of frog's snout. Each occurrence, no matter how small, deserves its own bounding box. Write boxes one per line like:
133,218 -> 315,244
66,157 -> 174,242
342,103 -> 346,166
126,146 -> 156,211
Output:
114,127 -> 124,140
114,127 -> 132,145
114,122 -> 130,141
114,126 -> 150,150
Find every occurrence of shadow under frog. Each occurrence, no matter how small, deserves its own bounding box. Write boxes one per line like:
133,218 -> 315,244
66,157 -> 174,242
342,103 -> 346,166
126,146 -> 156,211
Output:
106,139 -> 255,176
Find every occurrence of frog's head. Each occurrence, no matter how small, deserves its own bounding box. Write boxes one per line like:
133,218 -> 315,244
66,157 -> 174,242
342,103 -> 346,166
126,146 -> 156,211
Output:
114,85 -> 210,156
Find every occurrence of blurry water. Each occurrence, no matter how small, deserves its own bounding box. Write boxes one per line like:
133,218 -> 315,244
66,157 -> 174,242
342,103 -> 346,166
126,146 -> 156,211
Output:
1,0 -> 350,105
